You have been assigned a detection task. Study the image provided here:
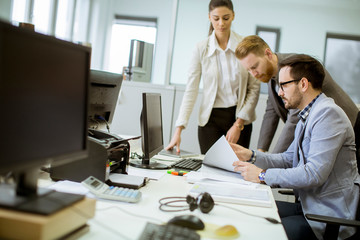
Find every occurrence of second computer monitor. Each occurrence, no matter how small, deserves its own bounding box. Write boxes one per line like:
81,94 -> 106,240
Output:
88,69 -> 122,131
130,92 -> 168,169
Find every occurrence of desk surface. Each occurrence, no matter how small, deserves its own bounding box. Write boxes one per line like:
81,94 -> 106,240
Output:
39,170 -> 287,240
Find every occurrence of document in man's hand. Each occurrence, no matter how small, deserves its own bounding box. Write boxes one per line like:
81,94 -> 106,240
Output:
202,135 -> 239,172
189,181 -> 272,207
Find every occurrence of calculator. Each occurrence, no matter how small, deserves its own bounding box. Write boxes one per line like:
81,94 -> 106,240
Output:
81,176 -> 142,203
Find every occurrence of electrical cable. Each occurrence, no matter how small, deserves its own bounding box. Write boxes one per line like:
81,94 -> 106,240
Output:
88,117 -> 100,129
96,115 -> 110,133
158,196 -> 189,212
130,152 -> 144,160
97,205 -> 163,224
215,203 -> 281,224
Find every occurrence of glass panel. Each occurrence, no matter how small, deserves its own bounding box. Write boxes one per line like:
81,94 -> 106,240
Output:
73,0 -> 90,43
258,31 -> 277,52
33,0 -> 52,34
55,0 -> 74,40
108,23 -> 156,74
325,37 -> 360,104
11,0 -> 27,23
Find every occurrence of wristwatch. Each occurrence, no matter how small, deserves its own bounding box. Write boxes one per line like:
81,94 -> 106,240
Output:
258,170 -> 266,184
247,150 -> 256,164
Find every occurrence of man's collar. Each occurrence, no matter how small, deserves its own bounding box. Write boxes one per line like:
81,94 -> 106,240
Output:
298,93 -> 322,122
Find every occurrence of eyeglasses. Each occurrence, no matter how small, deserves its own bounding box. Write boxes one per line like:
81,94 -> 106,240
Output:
279,78 -> 302,91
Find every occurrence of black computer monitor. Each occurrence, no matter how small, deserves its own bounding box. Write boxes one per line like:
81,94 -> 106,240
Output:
130,93 -> 168,169
0,20 -> 90,214
88,69 -> 122,132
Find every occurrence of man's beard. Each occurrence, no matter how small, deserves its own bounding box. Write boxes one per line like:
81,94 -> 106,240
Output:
259,59 -> 275,83
282,87 -> 302,109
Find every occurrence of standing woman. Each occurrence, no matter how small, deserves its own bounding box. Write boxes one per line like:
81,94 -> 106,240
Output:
166,0 -> 260,154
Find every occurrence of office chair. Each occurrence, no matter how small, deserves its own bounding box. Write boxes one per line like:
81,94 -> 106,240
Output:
305,190 -> 360,240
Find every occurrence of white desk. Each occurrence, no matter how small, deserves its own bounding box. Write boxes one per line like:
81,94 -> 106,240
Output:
42,170 -> 287,240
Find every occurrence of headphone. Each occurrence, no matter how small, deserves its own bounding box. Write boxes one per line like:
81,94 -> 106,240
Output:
158,192 -> 280,224
186,192 -> 214,213
159,192 -> 215,213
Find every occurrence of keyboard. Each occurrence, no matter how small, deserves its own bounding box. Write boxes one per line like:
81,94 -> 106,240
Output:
138,222 -> 200,240
171,158 -> 202,171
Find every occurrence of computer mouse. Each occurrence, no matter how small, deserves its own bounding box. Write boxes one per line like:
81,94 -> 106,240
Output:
167,214 -> 205,230
215,224 -> 239,238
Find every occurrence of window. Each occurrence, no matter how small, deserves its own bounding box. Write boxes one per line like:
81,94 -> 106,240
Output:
256,26 -> 281,52
10,0 -> 90,42
32,0 -> 52,34
55,0 -> 74,40
11,0 -> 27,23
107,16 -> 157,75
324,33 -> 360,104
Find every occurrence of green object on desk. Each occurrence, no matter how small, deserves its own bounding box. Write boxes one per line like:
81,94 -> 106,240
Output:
167,169 -> 189,176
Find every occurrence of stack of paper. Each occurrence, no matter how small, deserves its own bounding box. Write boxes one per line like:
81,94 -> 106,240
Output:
189,181 -> 272,207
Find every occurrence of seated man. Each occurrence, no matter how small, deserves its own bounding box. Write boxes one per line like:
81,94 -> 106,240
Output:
230,54 -> 360,240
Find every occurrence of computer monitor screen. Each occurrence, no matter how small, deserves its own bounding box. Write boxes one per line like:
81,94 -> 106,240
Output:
130,93 -> 168,169
88,69 -> 122,132
0,20 -> 90,214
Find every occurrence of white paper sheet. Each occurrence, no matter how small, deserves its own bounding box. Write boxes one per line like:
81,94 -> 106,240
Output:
202,135 -> 239,172
127,167 -> 166,180
189,181 -> 272,207
186,165 -> 255,186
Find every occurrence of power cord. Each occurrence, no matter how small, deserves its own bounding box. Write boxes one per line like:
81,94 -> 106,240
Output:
97,205 -> 163,224
130,152 -> 144,160
215,203 -> 281,224
95,115 -> 110,133
88,117 -> 100,129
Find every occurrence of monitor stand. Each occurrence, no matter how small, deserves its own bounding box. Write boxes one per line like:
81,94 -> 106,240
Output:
0,169 -> 84,215
130,158 -> 170,170
0,186 -> 84,215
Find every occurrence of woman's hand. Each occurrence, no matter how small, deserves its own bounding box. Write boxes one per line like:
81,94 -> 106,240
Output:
226,125 -> 241,143
226,118 -> 244,143
165,126 -> 183,152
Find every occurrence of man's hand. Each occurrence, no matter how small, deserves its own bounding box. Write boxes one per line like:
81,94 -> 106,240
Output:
228,142 -> 253,161
233,161 -> 263,183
